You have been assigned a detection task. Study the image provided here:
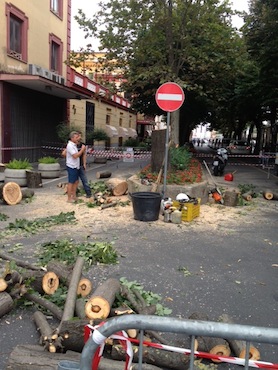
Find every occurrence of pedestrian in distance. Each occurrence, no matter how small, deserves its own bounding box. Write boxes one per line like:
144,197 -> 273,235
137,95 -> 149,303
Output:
66,131 -> 86,203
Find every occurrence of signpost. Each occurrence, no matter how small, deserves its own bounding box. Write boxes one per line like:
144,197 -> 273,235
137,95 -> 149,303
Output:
155,82 -> 185,197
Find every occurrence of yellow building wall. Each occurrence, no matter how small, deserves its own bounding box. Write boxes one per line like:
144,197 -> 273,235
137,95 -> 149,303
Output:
69,97 -> 137,146
0,0 -> 68,76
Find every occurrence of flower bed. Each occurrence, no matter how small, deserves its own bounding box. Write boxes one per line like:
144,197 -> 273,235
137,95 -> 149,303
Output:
139,158 -> 203,185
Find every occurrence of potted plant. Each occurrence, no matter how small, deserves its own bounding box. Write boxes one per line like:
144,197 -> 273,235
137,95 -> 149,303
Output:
38,156 -> 61,178
4,158 -> 33,186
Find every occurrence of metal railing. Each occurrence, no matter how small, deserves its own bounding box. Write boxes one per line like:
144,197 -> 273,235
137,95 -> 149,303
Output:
80,315 -> 278,370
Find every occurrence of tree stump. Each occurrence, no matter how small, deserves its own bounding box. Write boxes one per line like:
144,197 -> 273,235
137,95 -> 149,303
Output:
0,182 -> 22,205
106,178 -> 128,196
26,170 -> 42,188
223,190 -> 239,206
85,278 -> 121,319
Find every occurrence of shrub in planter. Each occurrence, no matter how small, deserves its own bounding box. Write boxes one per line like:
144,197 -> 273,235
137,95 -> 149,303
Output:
38,157 -> 61,179
4,158 -> 33,186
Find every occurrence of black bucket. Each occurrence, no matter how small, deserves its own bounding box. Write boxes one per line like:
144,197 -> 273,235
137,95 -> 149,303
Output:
130,192 -> 162,221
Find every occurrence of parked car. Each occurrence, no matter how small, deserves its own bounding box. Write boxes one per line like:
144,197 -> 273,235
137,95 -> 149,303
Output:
227,140 -> 251,155
221,138 -> 232,148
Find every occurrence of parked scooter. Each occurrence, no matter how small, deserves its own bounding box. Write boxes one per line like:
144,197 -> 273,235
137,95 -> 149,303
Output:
212,148 -> 228,176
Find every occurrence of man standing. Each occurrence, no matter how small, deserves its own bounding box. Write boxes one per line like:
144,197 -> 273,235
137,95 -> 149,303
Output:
77,131 -> 92,198
66,131 -> 86,203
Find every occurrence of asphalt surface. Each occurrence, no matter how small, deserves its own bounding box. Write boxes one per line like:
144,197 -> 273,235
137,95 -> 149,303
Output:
0,147 -> 278,369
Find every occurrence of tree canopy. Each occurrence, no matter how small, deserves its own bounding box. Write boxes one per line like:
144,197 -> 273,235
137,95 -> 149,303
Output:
73,0 -> 277,147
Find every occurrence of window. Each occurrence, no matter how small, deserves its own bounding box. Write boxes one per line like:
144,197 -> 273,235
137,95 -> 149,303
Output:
50,0 -> 63,18
6,4 -> 28,62
106,115 -> 111,124
49,34 -> 63,74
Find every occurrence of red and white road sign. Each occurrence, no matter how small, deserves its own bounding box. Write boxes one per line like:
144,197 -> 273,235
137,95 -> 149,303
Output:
155,82 -> 185,112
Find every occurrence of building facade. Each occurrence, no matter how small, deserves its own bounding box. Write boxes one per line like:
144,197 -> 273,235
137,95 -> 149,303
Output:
0,0 -> 137,163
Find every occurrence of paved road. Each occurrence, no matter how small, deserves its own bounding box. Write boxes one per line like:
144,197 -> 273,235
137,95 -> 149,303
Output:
0,151 -> 277,369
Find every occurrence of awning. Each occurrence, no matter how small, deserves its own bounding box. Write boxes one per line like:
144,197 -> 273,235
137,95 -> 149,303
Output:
137,120 -> 154,125
0,74 -> 91,99
105,125 -> 118,138
128,128 -> 138,138
118,127 -> 129,137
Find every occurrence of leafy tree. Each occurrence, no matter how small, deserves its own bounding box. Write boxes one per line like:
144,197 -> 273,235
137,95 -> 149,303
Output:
73,0 -> 250,143
243,0 -> 278,149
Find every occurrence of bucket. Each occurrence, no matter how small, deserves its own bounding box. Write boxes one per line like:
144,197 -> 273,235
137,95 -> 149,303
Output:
224,173 -> 234,181
130,192 -> 162,221
57,361 -> 80,370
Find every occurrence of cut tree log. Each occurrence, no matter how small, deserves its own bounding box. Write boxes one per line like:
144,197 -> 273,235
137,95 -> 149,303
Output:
42,271 -> 59,295
0,291 -> 14,318
0,277 -> 8,292
21,188 -> 35,199
7,345 -> 164,370
75,297 -> 87,319
189,312 -> 231,362
219,314 -> 260,360
22,270 -> 59,295
47,261 -> 92,297
56,256 -> 85,334
242,192 -> 252,201
33,311 -> 56,351
111,343 -> 190,370
85,278 -> 121,319
0,182 -> 22,205
7,345 -> 80,370
25,292 -> 63,320
58,318 -> 92,352
263,190 -> 278,200
106,178 -> 128,196
0,250 -> 43,271
96,171 -> 112,179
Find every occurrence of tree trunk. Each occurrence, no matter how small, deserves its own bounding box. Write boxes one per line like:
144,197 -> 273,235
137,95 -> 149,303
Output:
22,270 -> 59,295
85,278 -> 121,319
58,319 -> 92,352
96,171 -> 112,179
242,192 -> 252,201
56,257 -> 85,333
219,314 -> 260,360
189,312 -> 231,362
0,292 -> 14,318
263,190 -> 278,200
111,344 -> 190,370
7,345 -> 163,370
151,130 -> 166,173
7,345 -> 80,370
106,178 -> 128,196
26,170 -> 42,188
0,182 -> 22,205
21,189 -> 35,199
33,311 -> 56,351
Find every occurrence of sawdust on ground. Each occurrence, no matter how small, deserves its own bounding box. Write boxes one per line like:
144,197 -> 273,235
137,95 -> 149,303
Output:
3,187 -> 277,232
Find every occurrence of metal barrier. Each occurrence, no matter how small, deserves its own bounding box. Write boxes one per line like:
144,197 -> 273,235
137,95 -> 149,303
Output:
80,315 -> 278,370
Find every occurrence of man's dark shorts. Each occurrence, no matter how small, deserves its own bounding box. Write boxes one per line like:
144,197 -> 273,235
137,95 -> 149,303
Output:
67,166 -> 79,183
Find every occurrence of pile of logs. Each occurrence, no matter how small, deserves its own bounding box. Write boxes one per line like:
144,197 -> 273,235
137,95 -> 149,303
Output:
1,251 -> 261,369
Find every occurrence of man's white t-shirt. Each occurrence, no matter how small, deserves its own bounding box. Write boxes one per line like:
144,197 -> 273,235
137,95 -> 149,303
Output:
66,140 -> 80,169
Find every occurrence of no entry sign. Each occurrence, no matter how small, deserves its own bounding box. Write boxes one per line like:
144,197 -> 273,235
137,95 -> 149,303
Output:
155,82 -> 185,112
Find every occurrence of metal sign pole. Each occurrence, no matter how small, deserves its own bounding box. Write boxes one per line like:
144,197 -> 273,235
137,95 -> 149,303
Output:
162,111 -> 170,198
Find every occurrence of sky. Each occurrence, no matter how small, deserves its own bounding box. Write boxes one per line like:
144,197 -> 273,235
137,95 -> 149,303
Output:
71,0 -> 249,51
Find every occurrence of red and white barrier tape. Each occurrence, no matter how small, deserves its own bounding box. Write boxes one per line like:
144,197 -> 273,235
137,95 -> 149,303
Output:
85,324 -> 278,369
